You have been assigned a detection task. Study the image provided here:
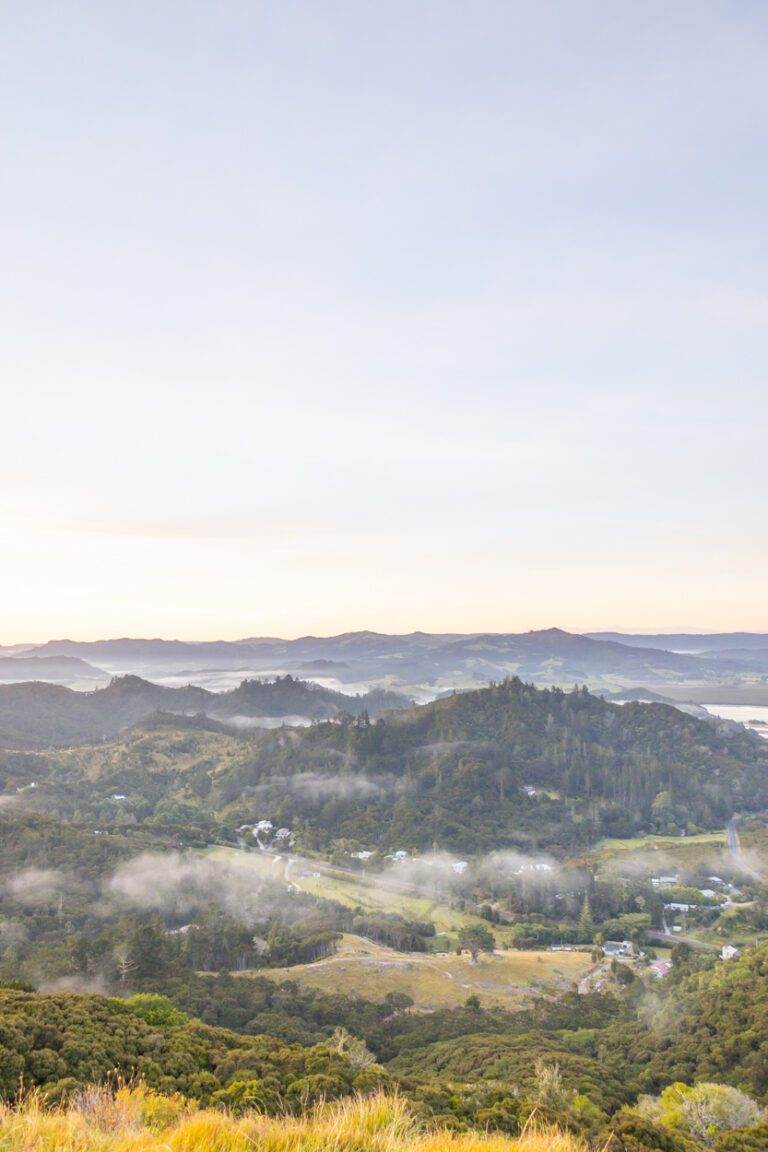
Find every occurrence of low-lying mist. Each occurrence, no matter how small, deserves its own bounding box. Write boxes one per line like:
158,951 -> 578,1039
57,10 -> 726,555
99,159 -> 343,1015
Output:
104,852 -> 289,926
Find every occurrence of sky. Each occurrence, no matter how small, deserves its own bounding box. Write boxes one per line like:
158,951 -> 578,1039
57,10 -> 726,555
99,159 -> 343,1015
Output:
2,1 -> 768,641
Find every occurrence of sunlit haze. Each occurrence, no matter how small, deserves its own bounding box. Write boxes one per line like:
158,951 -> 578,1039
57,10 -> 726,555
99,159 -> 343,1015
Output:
3,2 -> 767,640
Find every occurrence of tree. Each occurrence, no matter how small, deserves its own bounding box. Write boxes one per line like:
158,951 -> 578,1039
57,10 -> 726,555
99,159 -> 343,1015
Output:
636,1083 -> 765,1146
113,944 -> 137,990
579,893 -> 594,938
524,1059 -> 569,1125
329,1027 -> 376,1069
458,924 -> 495,963
383,991 -> 413,1015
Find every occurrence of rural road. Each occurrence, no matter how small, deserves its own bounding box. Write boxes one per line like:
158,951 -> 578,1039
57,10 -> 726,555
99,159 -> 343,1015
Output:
647,930 -> 716,952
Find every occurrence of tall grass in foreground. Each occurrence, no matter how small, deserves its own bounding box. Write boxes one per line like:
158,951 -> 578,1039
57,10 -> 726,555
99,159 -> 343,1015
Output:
0,1089 -> 585,1152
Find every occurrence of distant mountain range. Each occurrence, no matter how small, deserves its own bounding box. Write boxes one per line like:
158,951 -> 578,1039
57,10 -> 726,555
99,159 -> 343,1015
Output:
4,628 -> 768,699
0,655 -> 107,684
587,631 -> 768,654
0,675 -> 411,749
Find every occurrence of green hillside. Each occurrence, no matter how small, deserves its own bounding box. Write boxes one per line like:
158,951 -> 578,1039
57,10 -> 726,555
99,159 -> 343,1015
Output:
211,679 -> 768,852
4,678 -> 766,855
0,986 -> 384,1106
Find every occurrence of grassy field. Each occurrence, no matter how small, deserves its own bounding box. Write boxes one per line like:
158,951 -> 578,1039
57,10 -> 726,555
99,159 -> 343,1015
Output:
289,866 -> 498,937
206,848 -> 589,1009
584,830 -> 731,882
246,933 -> 590,1011
206,847 -> 505,943
0,1089 -> 583,1152
594,831 -> 726,853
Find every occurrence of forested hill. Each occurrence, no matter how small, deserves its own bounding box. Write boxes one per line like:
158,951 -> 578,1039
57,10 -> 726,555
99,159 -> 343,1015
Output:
0,675 -> 409,748
3,678 -> 765,852
614,940 -> 768,1100
213,679 -> 768,852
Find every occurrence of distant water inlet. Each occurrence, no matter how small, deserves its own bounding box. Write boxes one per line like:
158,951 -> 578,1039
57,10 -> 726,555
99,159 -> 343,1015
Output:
702,704 -> 768,739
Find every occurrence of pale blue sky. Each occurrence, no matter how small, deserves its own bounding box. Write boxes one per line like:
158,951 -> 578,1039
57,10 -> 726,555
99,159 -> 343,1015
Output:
2,2 -> 767,639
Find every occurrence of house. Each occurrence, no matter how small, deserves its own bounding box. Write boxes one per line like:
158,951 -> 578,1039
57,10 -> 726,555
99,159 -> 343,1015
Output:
665,902 -> 696,912
699,889 -> 717,900
274,827 -> 292,841
721,944 -> 741,961
707,876 -> 725,885
649,960 -> 672,979
392,850 -> 408,862
352,850 -> 374,860
603,940 -> 634,958
650,875 -> 679,887
523,785 -> 538,797
111,794 -> 126,801
452,860 -> 469,874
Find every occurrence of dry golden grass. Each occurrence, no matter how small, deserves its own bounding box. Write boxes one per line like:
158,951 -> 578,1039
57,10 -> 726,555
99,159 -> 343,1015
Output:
249,933 -> 590,1010
0,1089 -> 585,1152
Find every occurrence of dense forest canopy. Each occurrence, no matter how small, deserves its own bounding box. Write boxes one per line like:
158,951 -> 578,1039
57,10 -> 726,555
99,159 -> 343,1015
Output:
3,679 -> 765,855
204,679 -> 768,851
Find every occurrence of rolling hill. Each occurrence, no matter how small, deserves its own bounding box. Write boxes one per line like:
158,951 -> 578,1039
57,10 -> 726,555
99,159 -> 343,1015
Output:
0,675 -> 410,748
226,679 -> 768,852
4,674 -> 767,859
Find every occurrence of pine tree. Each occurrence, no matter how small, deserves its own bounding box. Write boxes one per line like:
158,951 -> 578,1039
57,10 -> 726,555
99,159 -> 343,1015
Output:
579,893 -> 594,938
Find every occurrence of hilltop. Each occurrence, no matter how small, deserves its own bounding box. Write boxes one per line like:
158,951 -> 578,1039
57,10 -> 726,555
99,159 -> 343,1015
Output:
206,678 -> 768,853
0,675 -> 410,748
8,677 -> 765,853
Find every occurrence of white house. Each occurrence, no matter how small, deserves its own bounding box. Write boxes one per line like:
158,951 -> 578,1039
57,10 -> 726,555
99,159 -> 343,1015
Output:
721,944 -> 741,961
603,940 -> 634,958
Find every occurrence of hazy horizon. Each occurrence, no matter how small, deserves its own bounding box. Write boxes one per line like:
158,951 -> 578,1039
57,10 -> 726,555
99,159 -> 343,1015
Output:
4,623 -> 768,648
3,2 -> 767,638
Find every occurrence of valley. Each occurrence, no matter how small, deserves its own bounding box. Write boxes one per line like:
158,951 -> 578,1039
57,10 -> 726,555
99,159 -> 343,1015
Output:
1,673 -> 768,1149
